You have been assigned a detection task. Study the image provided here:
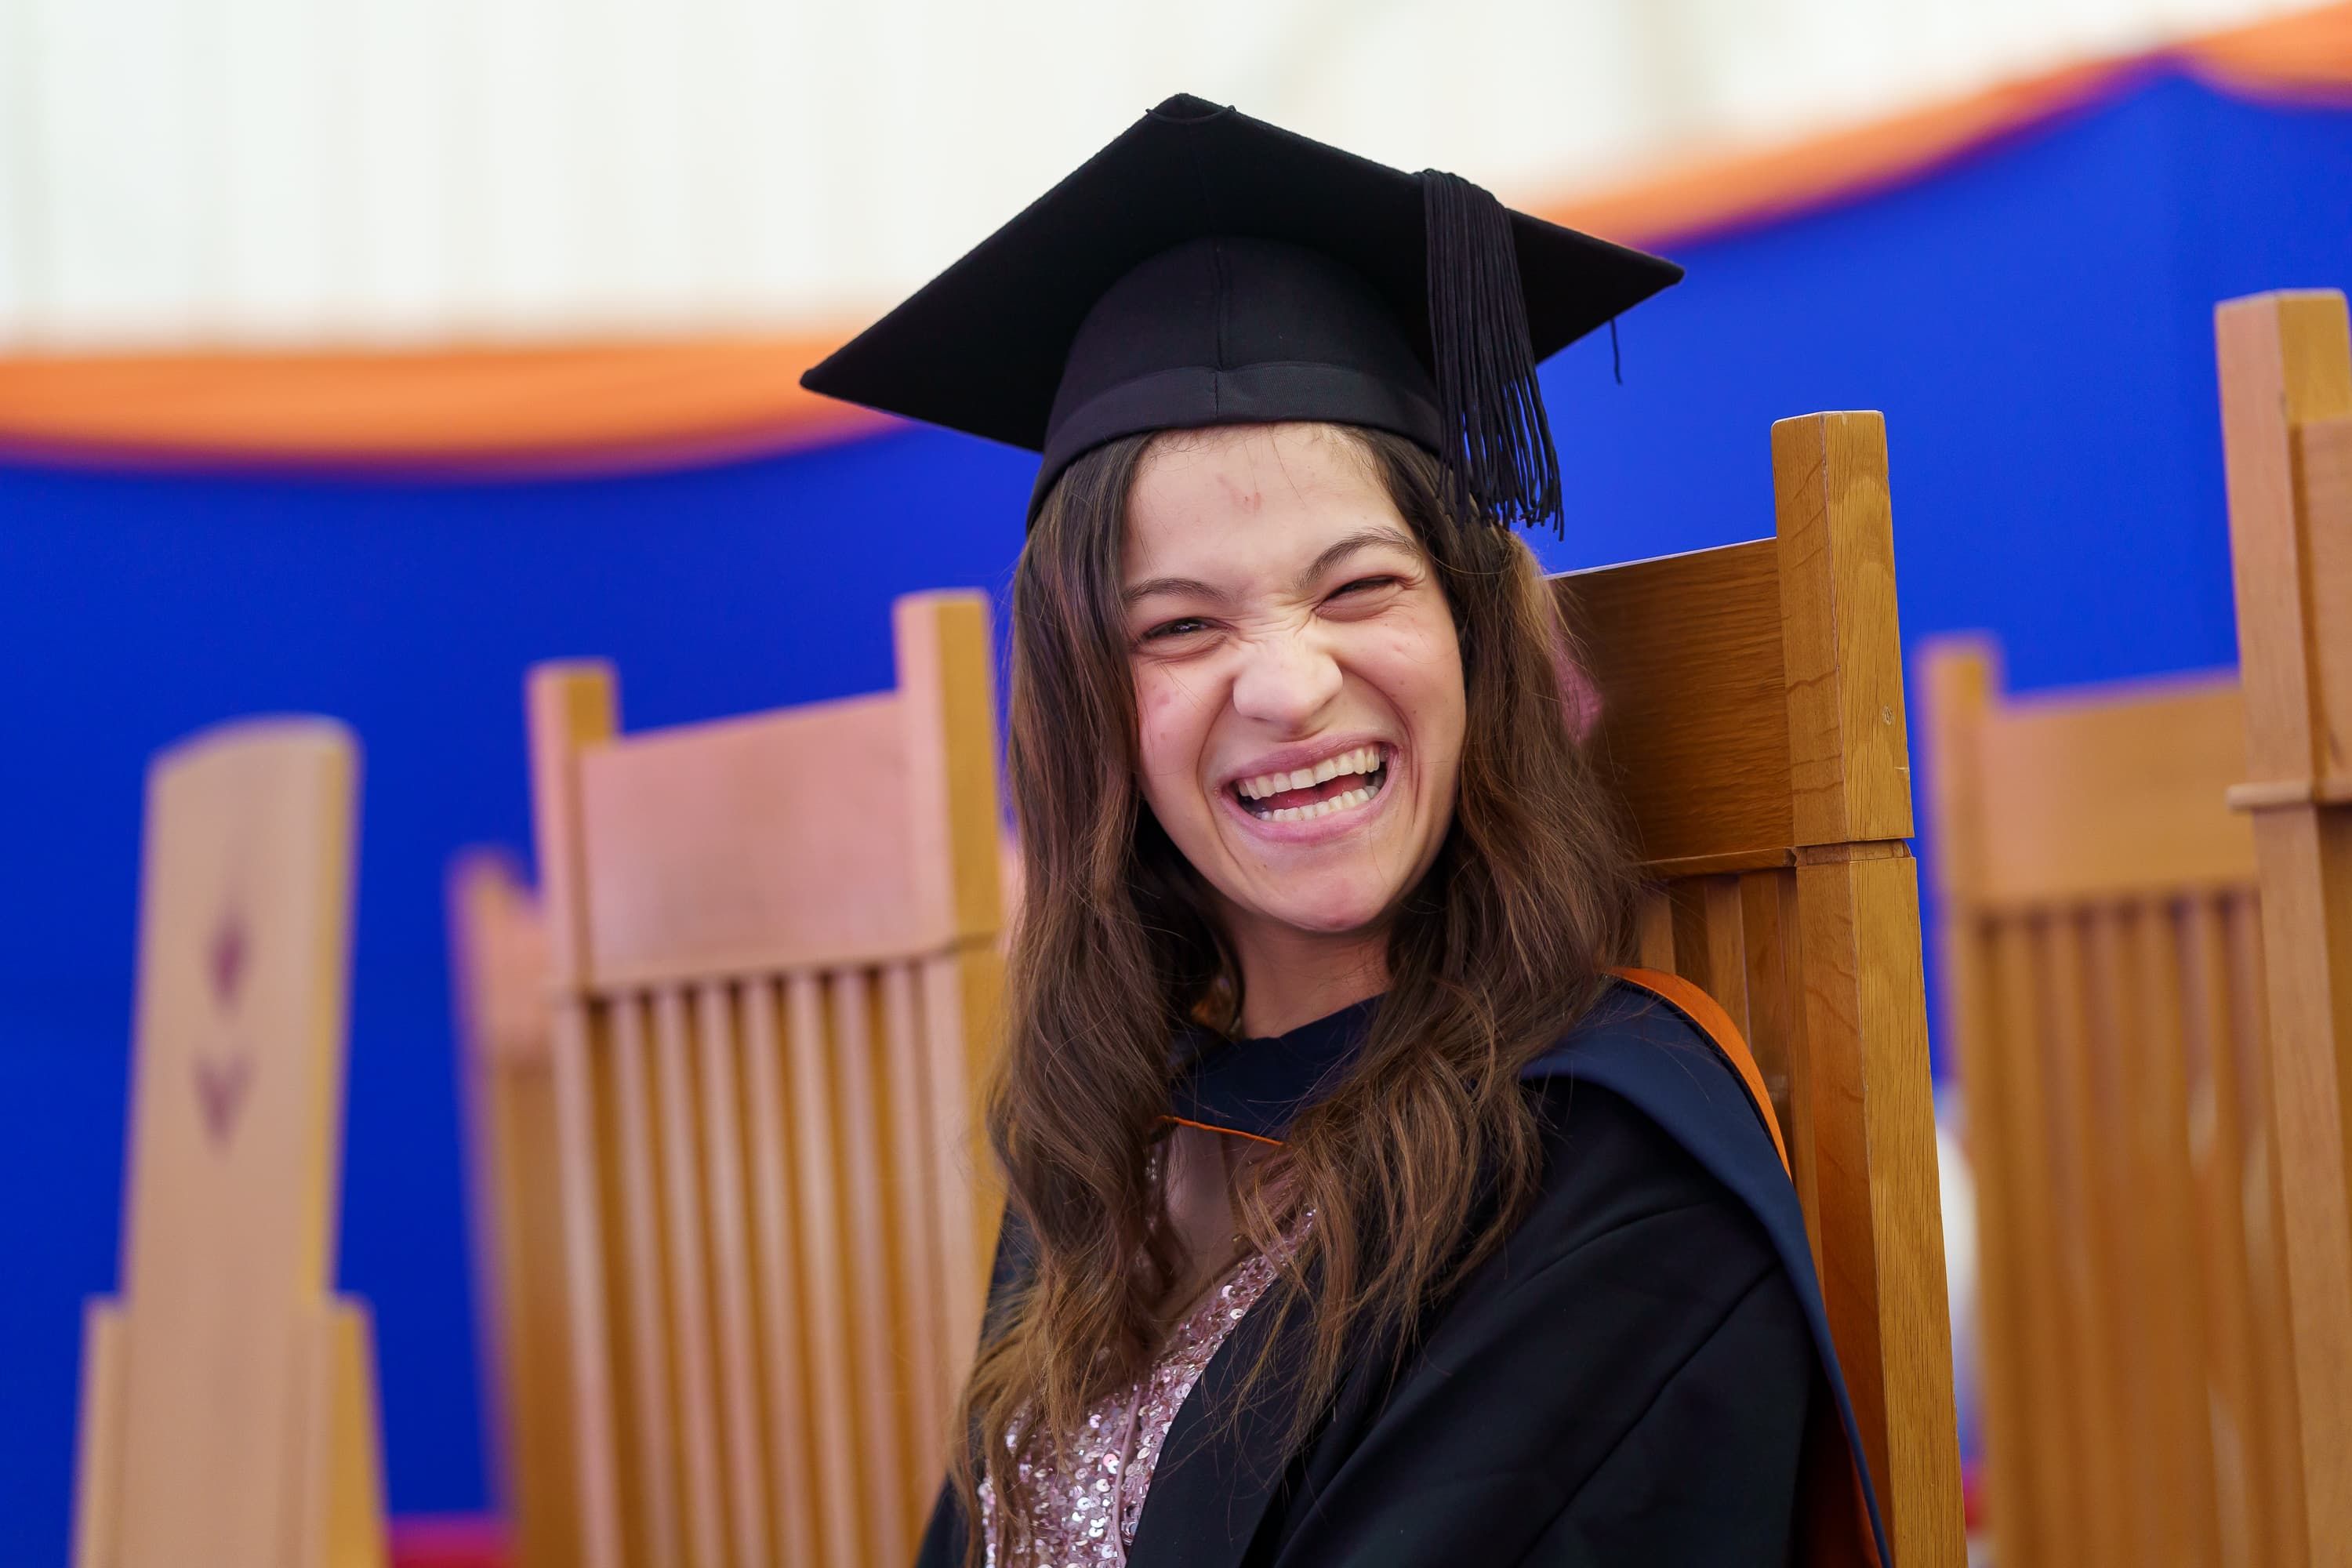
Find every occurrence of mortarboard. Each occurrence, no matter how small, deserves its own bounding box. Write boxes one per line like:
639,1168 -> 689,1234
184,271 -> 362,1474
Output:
800,93 -> 1682,533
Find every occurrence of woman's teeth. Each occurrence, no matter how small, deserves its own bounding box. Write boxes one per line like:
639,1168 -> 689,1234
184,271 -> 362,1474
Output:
1256,782 -> 1379,822
1234,746 -> 1384,801
1232,746 -> 1388,821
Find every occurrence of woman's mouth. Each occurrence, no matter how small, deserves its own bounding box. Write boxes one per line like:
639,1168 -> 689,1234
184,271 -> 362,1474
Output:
1230,744 -> 1390,822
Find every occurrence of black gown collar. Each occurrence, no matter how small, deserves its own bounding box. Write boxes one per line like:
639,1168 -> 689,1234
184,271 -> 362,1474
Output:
1167,996 -> 1380,1142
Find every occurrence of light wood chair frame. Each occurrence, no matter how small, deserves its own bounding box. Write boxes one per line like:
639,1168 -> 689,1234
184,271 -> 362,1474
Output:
524,591 -> 1004,1568
2216,287 -> 2352,1563
1555,409 -> 1964,1568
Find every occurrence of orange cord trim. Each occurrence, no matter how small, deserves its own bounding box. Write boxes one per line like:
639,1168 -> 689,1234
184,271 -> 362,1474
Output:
1605,965 -> 1792,1175
1160,1114 -> 1287,1148
0,3 -> 2344,475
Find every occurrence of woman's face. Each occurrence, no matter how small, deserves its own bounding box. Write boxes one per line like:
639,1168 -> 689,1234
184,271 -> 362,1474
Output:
1123,424 -> 1467,952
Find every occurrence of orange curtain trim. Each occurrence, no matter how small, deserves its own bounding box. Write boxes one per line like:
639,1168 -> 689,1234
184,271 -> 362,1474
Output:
0,334 -> 892,477
1,2 -> 2346,476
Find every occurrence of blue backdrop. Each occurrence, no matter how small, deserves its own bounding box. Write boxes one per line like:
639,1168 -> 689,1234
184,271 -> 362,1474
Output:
3,70 -> 2347,1557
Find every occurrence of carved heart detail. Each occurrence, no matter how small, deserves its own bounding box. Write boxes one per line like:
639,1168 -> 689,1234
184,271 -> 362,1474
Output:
193,1054 -> 255,1151
209,913 -> 247,1012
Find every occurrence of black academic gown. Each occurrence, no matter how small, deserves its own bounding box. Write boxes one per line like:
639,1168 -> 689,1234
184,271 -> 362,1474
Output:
916,976 -> 1891,1567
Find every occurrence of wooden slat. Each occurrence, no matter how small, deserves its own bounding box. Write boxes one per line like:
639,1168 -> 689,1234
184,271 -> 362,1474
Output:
1986,919 -> 2085,1568
923,946 -> 1004,1360
2222,893 -> 2310,1568
828,971 -> 910,1568
2042,914 -> 2136,1567
785,971 -> 866,1568
1956,919 -> 2043,1567
2078,908 -> 2181,1565
2181,895 -> 2270,1568
880,960 -> 948,1515
738,979 -> 821,1568
651,987 -> 728,1568
606,994 -> 682,1568
1633,884 -> 1675,971
694,981 -> 771,1568
2122,902 -> 2224,1566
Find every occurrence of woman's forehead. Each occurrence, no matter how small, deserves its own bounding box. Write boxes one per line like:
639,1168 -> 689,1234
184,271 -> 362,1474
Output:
1124,426 -> 1412,584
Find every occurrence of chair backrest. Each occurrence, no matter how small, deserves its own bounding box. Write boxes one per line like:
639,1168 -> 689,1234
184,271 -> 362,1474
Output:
1918,644 -> 2301,1568
1552,411 -> 1964,1568
72,718 -> 386,1568
524,590 -> 1004,1568
447,851 -> 573,1568
2216,287 -> 2352,1563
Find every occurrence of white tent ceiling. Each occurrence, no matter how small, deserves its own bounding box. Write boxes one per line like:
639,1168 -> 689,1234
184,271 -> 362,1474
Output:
0,0 -> 2316,349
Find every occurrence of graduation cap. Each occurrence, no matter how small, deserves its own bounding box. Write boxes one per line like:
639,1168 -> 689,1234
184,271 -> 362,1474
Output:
800,93 -> 1681,533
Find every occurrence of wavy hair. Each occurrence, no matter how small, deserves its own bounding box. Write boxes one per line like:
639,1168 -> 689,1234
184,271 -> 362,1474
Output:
953,423 -> 1634,1563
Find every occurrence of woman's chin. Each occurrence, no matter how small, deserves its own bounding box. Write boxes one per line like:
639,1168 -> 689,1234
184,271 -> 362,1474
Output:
1226,876 -> 1403,943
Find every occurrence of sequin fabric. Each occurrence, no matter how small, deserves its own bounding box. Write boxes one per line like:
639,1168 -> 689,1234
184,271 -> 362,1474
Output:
981,1235 -> 1300,1567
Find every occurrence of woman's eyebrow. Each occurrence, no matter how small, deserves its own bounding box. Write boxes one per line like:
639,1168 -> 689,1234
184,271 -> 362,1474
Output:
1122,575 -> 1229,608
1294,526 -> 1420,592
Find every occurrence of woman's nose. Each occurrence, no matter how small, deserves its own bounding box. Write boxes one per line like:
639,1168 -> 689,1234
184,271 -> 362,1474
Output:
1230,630 -> 1343,730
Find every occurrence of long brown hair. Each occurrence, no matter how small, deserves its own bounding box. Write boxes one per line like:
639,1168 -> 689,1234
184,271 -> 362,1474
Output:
955,423 -> 1633,1562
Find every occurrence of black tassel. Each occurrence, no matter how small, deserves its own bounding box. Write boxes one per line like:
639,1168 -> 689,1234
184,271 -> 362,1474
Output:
1421,169 -> 1564,535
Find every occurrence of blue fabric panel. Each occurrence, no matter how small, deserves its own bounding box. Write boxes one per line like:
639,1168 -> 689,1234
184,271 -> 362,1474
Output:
2,71 -> 2349,1556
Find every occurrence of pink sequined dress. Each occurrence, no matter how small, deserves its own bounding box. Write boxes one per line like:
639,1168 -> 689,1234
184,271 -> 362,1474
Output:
979,1242 -> 1294,1568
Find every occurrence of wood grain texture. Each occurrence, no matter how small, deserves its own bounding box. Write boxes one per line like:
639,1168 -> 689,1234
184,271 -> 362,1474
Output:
1793,851 -> 1963,1566
1773,412 -> 1914,848
2299,416 -> 2352,787
2243,810 -> 2352,1556
2219,288 -> 2352,1566
1559,538 -> 1795,862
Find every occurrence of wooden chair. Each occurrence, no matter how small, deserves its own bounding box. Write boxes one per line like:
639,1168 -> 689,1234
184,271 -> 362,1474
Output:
1554,410 -> 1966,1568
1919,645 -> 2299,1568
446,852 -> 572,1568
525,590 -> 1004,1568
2216,287 -> 2352,1564
1912,289 -> 2352,1568
72,718 -> 387,1568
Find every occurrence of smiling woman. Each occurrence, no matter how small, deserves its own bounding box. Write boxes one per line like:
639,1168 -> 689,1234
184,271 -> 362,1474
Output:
800,95 -> 1887,1568
1123,426 -> 1467,1018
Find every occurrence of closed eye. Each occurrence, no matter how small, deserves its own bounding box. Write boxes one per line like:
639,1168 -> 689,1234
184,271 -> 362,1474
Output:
1327,575 -> 1403,602
1141,615 -> 1213,642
